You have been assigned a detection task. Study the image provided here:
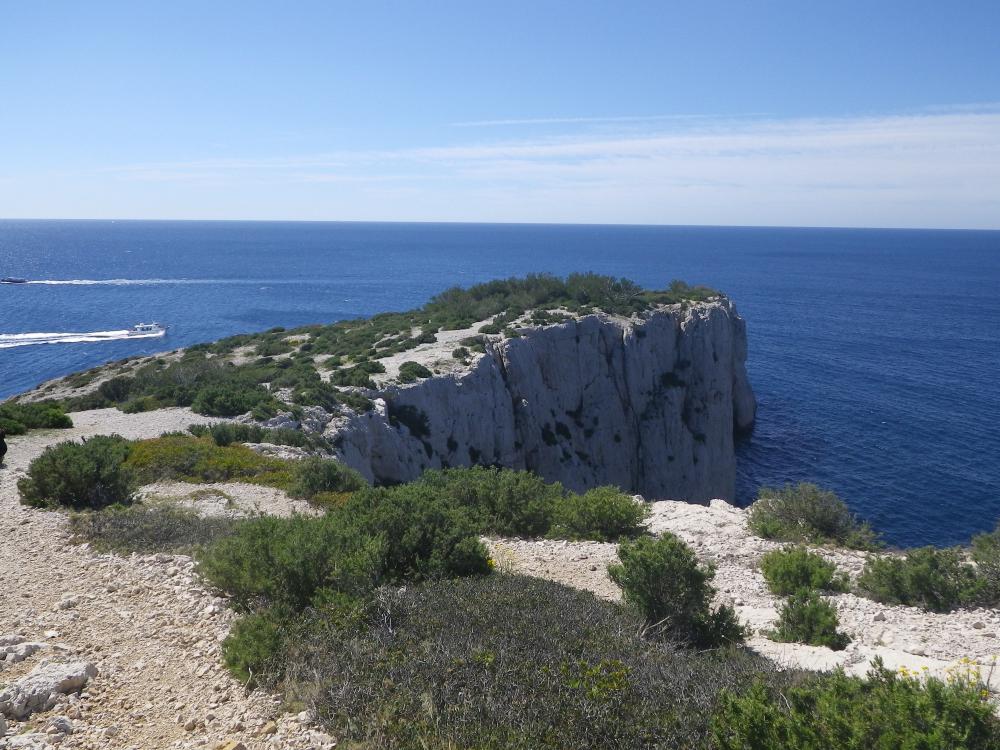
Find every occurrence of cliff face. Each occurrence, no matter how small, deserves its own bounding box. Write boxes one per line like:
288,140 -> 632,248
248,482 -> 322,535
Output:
327,298 -> 755,502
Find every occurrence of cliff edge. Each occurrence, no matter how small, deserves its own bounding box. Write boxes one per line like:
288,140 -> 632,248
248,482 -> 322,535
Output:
330,298 -> 755,501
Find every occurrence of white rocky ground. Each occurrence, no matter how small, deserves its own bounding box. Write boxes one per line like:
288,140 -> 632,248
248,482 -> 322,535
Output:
3,407 -> 997,749
0,409 -> 333,750
488,499 -> 1000,692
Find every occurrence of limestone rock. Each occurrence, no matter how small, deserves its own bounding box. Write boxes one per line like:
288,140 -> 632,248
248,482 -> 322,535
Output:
4,733 -> 53,750
0,638 -> 46,665
329,299 -> 755,501
0,661 -> 98,720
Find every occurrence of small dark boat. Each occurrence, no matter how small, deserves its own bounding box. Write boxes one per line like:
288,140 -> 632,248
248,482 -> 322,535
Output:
0,277 -> 27,284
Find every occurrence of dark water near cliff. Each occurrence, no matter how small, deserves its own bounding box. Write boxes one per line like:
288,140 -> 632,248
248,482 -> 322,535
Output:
1,220 -> 998,547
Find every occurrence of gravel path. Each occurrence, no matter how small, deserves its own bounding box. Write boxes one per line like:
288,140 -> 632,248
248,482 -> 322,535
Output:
0,409 -> 332,750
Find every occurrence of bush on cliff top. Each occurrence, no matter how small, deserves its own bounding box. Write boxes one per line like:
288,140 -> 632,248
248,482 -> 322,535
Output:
198,484 -> 490,613
712,660 -> 999,750
769,588 -> 851,650
18,435 -> 135,509
410,466 -> 647,542
759,546 -> 848,595
972,522 -> 1000,604
856,546 -> 986,612
748,482 -> 880,550
0,400 -> 73,435
609,534 -> 745,648
272,575 -> 776,750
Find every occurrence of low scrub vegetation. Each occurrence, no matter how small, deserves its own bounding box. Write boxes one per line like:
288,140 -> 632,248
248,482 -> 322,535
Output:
713,660 -> 998,749
748,482 -> 880,549
770,589 -> 851,650
187,422 -> 319,449
57,274 -> 716,423
198,487 -> 491,628
856,546 -> 987,612
69,504 -> 237,554
759,546 -> 848,595
278,576 -> 778,750
0,400 -> 73,435
549,485 -> 649,542
397,360 -> 432,383
19,433 -> 365,510
972,522 -> 1000,603
609,534 -> 745,647
123,434 -> 291,486
18,435 -> 135,509
409,467 -> 647,541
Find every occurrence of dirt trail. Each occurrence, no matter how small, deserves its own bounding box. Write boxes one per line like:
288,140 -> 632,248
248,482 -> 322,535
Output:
0,409 -> 331,750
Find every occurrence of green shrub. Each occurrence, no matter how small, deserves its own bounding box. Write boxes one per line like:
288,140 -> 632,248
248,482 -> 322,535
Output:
18,435 -> 135,510
256,338 -> 293,357
198,486 -> 489,612
123,434 -> 288,486
712,660 -> 999,749
222,606 -> 296,685
856,546 -> 984,612
413,466 -> 562,538
0,401 -> 73,434
343,484 -> 491,582
397,361 -> 432,383
197,515 -> 384,611
121,395 -> 161,413
289,457 -> 367,500
275,575 -> 777,750
770,589 -> 850,650
549,486 -> 648,542
191,382 -> 276,417
759,546 -> 847,595
609,534 -> 745,647
69,504 -> 237,554
187,422 -> 315,449
748,483 -> 880,549
451,346 -> 470,360
972,523 -> 1000,604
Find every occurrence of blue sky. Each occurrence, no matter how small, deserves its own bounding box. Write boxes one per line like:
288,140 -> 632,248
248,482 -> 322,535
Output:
2,1 -> 998,227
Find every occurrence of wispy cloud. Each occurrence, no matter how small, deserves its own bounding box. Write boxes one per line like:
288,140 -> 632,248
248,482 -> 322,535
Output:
449,113 -> 730,127
39,110 -> 1000,227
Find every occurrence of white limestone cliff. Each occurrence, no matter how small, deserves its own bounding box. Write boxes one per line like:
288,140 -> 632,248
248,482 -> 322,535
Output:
326,298 -> 755,502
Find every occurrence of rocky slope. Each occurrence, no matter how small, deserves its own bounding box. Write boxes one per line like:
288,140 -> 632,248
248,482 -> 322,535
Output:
329,298 -> 756,501
488,499 -> 1000,693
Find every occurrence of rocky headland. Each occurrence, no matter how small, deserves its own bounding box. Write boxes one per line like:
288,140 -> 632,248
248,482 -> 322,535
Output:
327,297 -> 756,500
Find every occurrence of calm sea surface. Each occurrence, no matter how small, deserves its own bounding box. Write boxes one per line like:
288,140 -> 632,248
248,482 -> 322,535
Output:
1,220 -> 997,547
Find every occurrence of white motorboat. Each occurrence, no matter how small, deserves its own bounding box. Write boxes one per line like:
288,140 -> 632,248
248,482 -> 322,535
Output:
127,322 -> 167,337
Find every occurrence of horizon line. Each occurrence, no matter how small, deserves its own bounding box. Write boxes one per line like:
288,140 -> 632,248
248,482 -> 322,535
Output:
1,217 -> 998,232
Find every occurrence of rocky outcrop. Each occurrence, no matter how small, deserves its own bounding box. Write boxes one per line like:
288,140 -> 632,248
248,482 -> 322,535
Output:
0,661 -> 97,720
327,298 -> 755,502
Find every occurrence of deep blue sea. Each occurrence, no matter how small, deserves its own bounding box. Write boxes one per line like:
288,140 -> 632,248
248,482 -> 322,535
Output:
1,220 -> 998,547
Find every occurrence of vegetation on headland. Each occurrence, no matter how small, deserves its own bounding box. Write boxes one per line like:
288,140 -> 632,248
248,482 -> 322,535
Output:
747,482 -> 881,550
16,433 -> 364,510
0,399 -> 73,434
748,482 -> 1000,614
34,274 -> 716,421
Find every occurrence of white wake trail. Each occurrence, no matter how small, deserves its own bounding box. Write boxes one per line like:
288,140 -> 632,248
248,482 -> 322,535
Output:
0,330 -> 165,349
25,278 -> 199,286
